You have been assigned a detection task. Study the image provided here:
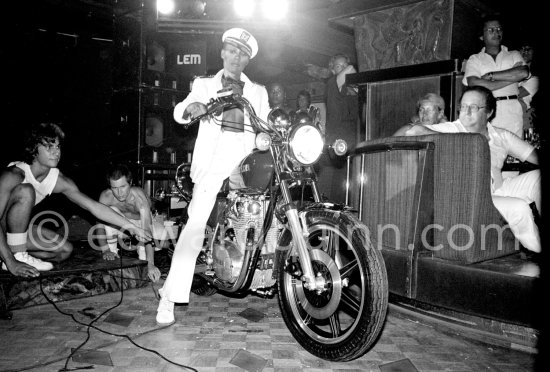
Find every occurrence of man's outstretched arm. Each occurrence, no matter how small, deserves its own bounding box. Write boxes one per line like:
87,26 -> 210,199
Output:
53,174 -> 152,242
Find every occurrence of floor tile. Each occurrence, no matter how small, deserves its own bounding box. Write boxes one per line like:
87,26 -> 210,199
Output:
0,281 -> 539,372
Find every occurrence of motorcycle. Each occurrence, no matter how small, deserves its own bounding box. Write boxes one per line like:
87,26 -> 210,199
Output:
172,92 -> 388,361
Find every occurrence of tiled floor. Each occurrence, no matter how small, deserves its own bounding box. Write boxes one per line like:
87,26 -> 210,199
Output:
0,280 -> 540,372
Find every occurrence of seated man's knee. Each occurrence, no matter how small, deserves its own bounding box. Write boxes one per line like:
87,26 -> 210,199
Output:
516,201 -> 534,220
506,200 -> 533,225
525,169 -> 542,210
494,196 -> 527,219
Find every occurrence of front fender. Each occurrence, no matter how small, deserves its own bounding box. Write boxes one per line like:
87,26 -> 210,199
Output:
278,202 -> 361,247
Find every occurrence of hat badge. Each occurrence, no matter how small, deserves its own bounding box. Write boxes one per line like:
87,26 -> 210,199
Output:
240,31 -> 250,42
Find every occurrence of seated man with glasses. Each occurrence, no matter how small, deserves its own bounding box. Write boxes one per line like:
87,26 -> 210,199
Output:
404,85 -> 541,254
393,93 -> 448,136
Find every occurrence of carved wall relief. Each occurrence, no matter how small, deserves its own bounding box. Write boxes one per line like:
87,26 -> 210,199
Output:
354,0 -> 452,71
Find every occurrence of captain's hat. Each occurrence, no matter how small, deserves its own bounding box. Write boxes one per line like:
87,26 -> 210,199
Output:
222,28 -> 258,59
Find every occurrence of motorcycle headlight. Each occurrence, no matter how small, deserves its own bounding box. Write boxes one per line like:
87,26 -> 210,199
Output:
288,124 -> 324,165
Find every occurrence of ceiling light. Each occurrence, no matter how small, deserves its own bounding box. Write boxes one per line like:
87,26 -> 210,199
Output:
233,0 -> 255,18
157,0 -> 176,15
261,0 -> 288,21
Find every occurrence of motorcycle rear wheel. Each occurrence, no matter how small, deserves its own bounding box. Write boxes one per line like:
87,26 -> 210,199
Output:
277,209 -> 388,361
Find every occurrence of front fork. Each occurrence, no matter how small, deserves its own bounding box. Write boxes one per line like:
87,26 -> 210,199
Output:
280,180 -> 321,291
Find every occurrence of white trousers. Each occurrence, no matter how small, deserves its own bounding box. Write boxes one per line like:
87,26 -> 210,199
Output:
491,99 -> 523,138
162,132 -> 247,303
492,170 -> 541,252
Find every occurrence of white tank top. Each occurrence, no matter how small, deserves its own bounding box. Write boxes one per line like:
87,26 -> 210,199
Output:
8,161 -> 60,205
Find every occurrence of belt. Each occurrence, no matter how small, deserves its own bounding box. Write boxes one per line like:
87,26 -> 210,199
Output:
495,95 -> 518,101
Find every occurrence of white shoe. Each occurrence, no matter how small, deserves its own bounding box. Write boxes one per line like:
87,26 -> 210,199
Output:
156,288 -> 175,325
14,252 -> 53,271
1,261 -> 6,271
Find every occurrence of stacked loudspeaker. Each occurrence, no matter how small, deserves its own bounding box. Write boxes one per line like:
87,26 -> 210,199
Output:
112,3 -> 214,167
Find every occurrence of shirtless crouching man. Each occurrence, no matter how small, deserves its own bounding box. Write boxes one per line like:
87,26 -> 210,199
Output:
96,164 -> 161,282
0,123 -> 151,278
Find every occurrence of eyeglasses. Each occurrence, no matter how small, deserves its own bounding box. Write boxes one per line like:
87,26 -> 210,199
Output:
459,104 -> 486,113
484,27 -> 502,33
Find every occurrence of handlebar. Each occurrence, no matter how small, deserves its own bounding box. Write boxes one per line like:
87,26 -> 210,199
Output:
183,93 -> 281,139
184,94 -> 250,127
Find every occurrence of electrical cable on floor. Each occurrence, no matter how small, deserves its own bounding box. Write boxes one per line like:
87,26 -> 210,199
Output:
5,318 -> 175,372
34,252 -> 198,372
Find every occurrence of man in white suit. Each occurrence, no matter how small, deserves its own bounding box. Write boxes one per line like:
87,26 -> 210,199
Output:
157,28 -> 270,324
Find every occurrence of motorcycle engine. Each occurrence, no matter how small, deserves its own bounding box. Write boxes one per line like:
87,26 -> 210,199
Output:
211,192 -> 281,287
211,239 -> 243,283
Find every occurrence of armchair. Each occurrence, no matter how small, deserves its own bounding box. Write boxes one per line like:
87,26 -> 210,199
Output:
348,133 -> 516,264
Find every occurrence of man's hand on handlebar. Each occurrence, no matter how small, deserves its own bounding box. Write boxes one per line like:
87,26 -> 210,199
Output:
184,102 -> 207,120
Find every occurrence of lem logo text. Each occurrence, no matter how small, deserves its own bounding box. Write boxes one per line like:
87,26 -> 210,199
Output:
177,54 -> 201,65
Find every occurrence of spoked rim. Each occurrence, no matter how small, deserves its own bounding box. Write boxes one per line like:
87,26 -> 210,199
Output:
282,224 -> 366,344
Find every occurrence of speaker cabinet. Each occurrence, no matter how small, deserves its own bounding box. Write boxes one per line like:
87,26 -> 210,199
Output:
110,88 -> 196,165
112,5 -> 207,168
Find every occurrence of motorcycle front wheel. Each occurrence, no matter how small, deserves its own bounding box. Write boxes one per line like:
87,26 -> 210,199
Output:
276,209 -> 388,361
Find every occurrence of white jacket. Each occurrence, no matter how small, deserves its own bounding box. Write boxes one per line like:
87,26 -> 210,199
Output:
173,69 -> 270,183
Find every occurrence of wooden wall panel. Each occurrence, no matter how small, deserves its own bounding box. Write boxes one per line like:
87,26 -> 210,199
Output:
353,0 -> 453,71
